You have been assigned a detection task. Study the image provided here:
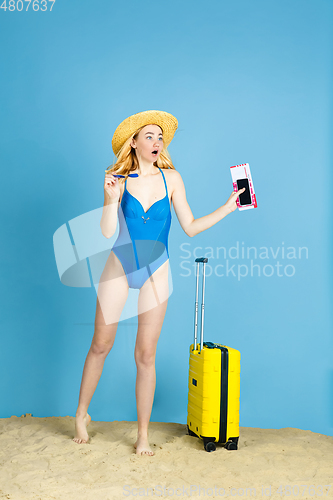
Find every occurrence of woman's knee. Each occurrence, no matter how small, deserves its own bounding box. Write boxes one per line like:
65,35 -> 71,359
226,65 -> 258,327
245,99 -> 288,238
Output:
90,340 -> 114,356
134,348 -> 156,368
90,326 -> 117,355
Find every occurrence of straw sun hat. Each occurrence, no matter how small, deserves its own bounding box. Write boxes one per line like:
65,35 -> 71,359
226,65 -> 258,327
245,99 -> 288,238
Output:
111,110 -> 178,156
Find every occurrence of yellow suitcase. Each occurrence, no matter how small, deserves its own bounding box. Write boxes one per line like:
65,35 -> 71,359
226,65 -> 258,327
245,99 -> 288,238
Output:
186,257 -> 241,452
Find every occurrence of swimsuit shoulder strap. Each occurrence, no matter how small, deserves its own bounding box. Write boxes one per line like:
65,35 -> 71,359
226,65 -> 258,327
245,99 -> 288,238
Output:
158,167 -> 168,197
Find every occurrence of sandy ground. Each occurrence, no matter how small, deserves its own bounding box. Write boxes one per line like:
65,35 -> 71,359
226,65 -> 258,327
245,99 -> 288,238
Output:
0,414 -> 332,500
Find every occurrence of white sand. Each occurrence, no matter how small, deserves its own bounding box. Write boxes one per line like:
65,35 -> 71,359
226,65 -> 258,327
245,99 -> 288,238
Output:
0,414 -> 332,500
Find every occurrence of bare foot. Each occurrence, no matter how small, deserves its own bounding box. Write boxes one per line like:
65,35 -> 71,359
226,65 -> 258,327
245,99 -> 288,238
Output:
134,435 -> 154,456
73,412 -> 91,444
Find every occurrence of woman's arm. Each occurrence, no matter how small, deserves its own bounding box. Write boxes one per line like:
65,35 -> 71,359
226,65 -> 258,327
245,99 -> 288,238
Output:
171,170 -> 244,238
100,172 -> 121,238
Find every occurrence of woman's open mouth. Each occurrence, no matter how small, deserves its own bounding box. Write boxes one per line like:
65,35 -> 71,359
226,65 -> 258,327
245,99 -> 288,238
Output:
151,150 -> 159,156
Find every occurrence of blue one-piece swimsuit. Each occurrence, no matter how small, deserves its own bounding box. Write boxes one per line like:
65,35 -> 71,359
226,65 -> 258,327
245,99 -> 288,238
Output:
111,167 -> 171,289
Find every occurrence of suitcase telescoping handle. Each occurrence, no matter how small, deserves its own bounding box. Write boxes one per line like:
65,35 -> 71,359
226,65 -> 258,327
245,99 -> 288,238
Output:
194,257 -> 208,351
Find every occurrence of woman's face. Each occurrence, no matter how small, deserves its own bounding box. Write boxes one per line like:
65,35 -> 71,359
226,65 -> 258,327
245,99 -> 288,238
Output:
131,124 -> 164,163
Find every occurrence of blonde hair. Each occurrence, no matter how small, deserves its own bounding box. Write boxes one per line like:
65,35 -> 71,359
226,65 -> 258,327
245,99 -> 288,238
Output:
105,125 -> 176,182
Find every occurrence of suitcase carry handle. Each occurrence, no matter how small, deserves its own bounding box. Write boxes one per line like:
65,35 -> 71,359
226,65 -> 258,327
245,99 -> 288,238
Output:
194,257 -> 208,351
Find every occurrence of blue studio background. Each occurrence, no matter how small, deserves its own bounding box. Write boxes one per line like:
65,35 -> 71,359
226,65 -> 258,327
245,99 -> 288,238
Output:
0,0 -> 332,436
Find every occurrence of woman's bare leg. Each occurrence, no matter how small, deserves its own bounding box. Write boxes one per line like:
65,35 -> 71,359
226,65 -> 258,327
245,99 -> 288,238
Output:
133,260 -> 169,455
73,252 -> 129,443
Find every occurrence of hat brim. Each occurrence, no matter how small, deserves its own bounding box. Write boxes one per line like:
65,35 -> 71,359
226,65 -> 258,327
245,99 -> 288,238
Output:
112,110 -> 178,156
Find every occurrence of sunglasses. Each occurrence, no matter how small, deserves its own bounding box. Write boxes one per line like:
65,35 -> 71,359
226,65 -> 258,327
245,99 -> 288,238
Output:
104,169 -> 139,178
112,173 -> 139,178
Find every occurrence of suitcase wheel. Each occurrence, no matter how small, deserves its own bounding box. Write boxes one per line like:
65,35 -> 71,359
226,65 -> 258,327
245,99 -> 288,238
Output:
203,439 -> 216,452
225,439 -> 238,451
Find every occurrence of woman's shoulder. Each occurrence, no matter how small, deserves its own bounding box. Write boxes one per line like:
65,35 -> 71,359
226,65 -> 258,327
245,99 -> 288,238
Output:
161,168 -> 183,195
161,167 -> 181,179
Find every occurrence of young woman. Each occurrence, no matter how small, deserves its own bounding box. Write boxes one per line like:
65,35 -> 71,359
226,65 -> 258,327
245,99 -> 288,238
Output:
73,110 -> 245,455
